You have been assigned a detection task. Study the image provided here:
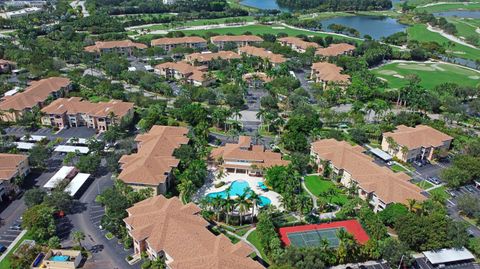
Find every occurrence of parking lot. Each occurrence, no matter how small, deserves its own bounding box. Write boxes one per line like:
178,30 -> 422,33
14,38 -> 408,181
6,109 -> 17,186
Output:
0,217 -> 22,249
89,201 -> 105,229
414,257 -> 478,269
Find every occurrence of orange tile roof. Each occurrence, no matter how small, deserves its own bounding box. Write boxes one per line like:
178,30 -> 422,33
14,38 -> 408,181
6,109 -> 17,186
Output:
0,77 -> 71,111
41,97 -> 134,118
384,125 -> 453,149
124,196 -> 262,269
151,36 -> 207,46
278,37 -> 320,50
315,43 -> 355,57
0,153 -> 27,181
238,46 -> 286,64
84,40 -> 147,53
242,72 -> 272,83
118,126 -> 189,186
210,136 -> 290,169
210,35 -> 264,43
0,59 -> 15,65
311,139 -> 426,205
185,51 -> 241,63
311,62 -> 350,83
155,61 -> 210,82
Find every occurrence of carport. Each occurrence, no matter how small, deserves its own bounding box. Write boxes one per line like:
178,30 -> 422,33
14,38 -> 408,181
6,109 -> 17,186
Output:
423,247 -> 475,267
65,173 -> 91,198
369,148 -> 392,162
54,145 -> 90,154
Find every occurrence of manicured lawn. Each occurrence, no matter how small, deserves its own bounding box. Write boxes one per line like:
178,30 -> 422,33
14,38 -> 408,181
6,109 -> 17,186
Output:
372,61 -> 480,89
0,232 -> 33,269
448,18 -> 480,44
391,164 -> 409,173
246,230 -> 268,261
133,16 -> 255,31
407,24 -> 480,61
416,180 -> 434,190
416,2 -> 480,12
428,186 -> 450,200
304,176 -> 348,206
181,24 -> 360,42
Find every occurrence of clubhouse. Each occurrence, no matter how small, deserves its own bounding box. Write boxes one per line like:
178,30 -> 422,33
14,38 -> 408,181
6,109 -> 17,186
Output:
118,126 -> 189,195
0,77 -> 71,122
382,125 -> 453,162
40,97 -> 134,132
124,195 -> 263,268
210,136 -> 290,175
311,139 -> 425,212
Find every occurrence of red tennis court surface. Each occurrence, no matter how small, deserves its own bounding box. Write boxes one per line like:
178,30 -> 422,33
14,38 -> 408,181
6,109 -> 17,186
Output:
278,220 -> 369,246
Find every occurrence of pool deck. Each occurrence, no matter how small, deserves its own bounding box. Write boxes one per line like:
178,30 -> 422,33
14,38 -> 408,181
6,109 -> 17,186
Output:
195,169 -> 283,211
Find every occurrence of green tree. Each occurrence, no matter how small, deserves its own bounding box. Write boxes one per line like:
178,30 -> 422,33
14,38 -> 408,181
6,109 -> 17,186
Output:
72,230 -> 85,248
22,204 -> 56,243
29,144 -> 49,169
24,188 -> 46,208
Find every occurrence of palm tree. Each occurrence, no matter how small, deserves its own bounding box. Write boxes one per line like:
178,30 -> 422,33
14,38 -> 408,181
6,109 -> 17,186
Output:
178,179 -> 195,203
385,136 -> 398,154
406,199 -> 420,213
401,146 -> 409,160
72,230 -> 85,249
248,190 -> 262,221
212,196 -> 223,221
235,192 -> 251,226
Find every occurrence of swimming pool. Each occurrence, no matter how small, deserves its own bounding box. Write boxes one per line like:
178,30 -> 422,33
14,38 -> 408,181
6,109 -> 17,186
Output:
50,255 -> 69,262
207,180 -> 271,206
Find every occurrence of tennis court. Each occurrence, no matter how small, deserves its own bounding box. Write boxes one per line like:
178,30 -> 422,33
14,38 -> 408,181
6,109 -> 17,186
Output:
287,227 -> 342,248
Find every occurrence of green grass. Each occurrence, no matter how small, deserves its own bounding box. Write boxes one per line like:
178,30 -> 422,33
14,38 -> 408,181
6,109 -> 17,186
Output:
372,61 -> 480,89
428,186 -> 450,200
246,230 -> 268,261
131,16 -> 255,31
448,18 -> 480,43
0,232 -> 33,269
304,175 -> 348,206
416,180 -> 434,190
416,2 -> 480,12
407,24 -> 480,61
391,164 -> 409,173
180,24 -> 360,42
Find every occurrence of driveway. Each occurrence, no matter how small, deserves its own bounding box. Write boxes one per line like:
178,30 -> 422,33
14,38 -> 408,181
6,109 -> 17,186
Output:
67,172 -> 141,269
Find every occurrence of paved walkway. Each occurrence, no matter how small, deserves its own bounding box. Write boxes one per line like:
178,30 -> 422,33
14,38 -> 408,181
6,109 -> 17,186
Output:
301,174 -> 340,219
425,183 -> 445,192
223,227 -> 262,258
0,229 -> 27,263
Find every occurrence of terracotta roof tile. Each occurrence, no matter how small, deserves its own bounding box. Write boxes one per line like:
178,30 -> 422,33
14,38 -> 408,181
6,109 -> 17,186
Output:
151,36 -> 207,46
311,139 -> 426,205
238,46 -> 286,64
278,37 -> 320,51
0,77 -> 70,111
311,62 -> 350,83
118,126 -> 189,186
84,40 -> 147,53
41,97 -> 134,118
185,51 -> 240,64
0,153 -> 28,181
124,196 -> 262,269
315,43 -> 355,57
383,125 -> 453,149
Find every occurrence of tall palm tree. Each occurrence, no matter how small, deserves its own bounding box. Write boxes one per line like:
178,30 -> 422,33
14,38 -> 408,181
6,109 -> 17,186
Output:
248,190 -> 262,221
212,196 -> 223,221
178,179 -> 195,203
236,192 -> 251,226
72,230 -> 85,249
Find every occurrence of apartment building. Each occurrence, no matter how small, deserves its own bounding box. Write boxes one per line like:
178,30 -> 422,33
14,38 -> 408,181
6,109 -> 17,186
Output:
210,35 -> 264,49
381,125 -> 453,162
40,97 -> 134,132
315,43 -> 356,57
278,36 -> 320,53
0,77 -> 71,122
124,195 -> 262,269
84,40 -> 147,56
184,51 -> 240,66
154,61 -> 213,86
311,62 -> 350,89
242,72 -> 272,88
238,46 -> 286,67
0,153 -> 30,200
150,36 -> 207,52
0,6 -> 42,19
118,126 -> 189,195
210,136 -> 290,175
311,139 -> 425,212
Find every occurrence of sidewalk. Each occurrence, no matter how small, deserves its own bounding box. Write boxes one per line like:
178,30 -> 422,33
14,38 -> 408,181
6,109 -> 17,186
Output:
0,229 -> 27,263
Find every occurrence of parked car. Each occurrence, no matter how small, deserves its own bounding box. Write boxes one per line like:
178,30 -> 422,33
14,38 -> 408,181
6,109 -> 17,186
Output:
387,161 -> 394,166
414,161 -> 423,167
446,189 -> 457,198
0,244 -> 6,253
428,176 -> 442,185
465,185 -> 477,193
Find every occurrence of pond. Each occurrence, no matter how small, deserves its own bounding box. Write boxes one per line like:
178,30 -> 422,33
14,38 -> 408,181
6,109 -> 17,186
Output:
433,10 -> 480,18
320,15 -> 408,39
240,0 -> 288,11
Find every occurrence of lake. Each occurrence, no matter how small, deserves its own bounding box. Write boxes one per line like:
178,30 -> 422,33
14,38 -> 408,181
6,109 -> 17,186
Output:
240,0 -> 288,11
320,16 -> 407,39
433,10 -> 480,18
